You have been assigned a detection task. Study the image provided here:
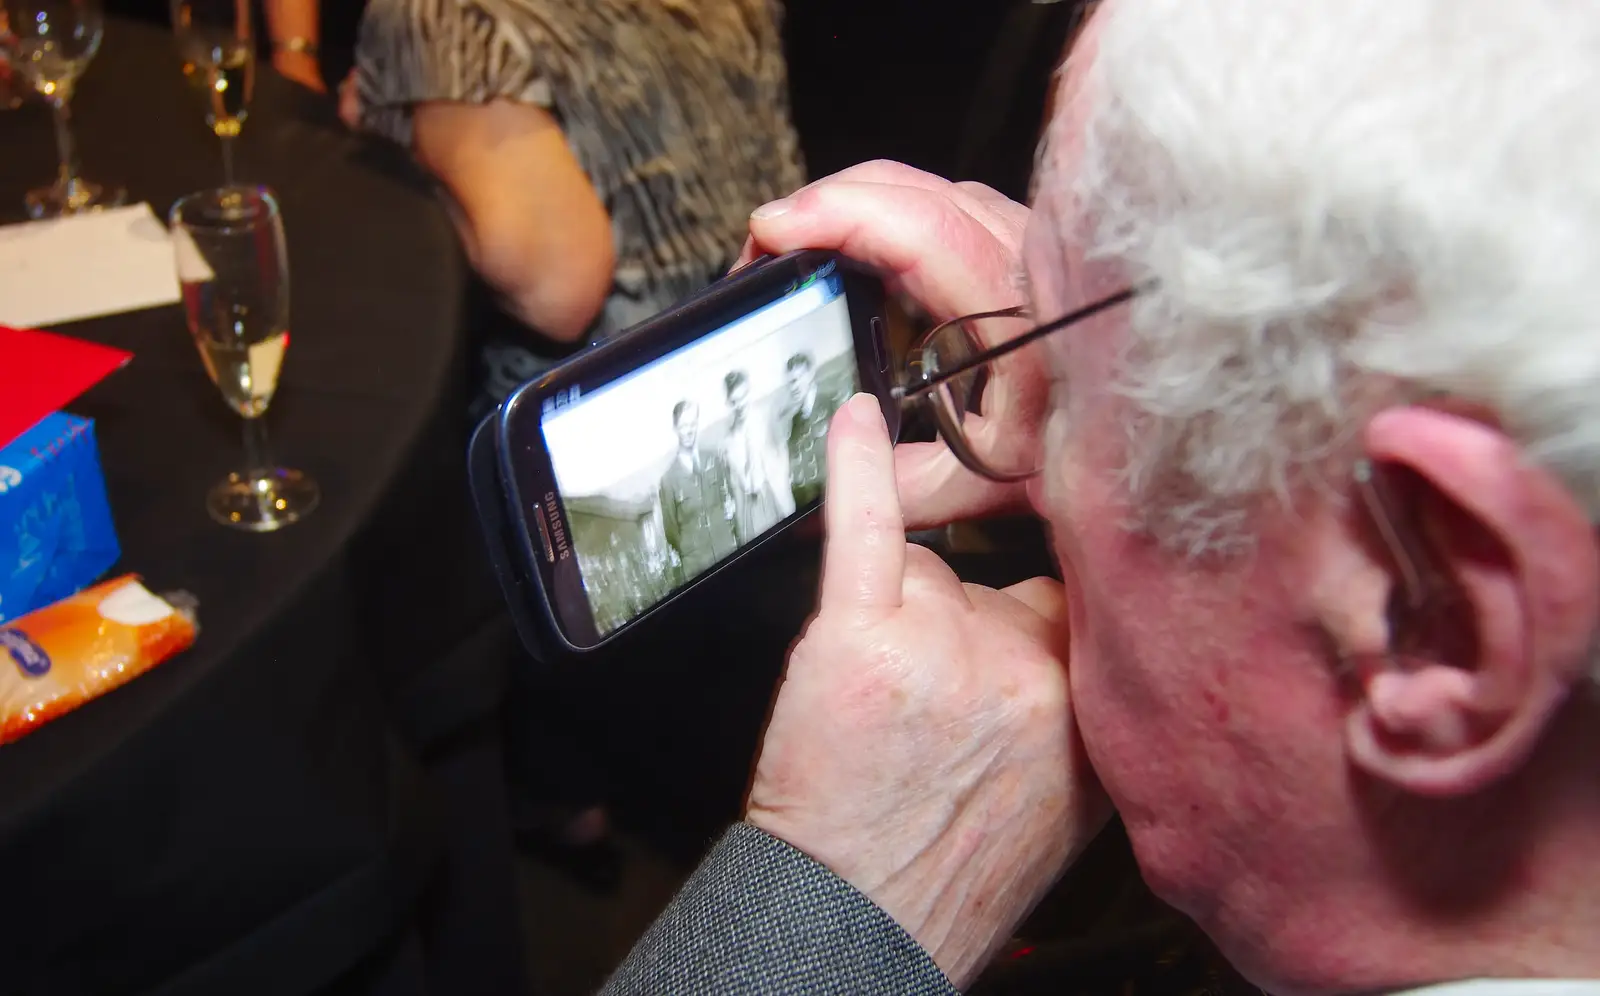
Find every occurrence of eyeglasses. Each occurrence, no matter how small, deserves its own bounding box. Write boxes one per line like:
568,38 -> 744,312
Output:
896,281 -> 1462,668
894,286 -> 1142,482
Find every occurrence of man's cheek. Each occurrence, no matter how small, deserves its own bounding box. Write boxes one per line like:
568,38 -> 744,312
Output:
1038,408 -> 1077,518
1026,477 -> 1050,520
1036,424 -> 1091,590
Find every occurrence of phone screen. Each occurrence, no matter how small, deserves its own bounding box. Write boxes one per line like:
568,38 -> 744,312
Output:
538,262 -> 861,637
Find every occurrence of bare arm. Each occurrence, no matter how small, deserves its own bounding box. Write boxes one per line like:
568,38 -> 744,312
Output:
263,0 -> 325,92
413,98 -> 615,343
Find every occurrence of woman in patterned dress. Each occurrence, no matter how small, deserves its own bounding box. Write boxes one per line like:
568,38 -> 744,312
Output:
717,369 -> 790,543
266,0 -> 807,416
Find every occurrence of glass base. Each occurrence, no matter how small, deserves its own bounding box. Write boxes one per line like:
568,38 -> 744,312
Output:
207,467 -> 320,532
26,178 -> 128,219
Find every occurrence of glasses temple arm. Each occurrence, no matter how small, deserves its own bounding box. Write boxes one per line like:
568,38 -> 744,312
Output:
893,285 -> 1145,402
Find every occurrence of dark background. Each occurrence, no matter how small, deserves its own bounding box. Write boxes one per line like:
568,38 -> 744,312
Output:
106,0 -> 1076,201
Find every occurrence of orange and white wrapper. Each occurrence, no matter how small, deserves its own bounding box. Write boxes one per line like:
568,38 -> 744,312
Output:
0,575 -> 198,745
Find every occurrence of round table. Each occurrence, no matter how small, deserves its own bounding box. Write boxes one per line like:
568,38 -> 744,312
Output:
0,17 -> 520,996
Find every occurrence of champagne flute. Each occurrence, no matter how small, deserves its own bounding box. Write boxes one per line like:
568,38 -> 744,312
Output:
170,0 -> 252,186
0,0 -> 125,217
170,186 -> 319,532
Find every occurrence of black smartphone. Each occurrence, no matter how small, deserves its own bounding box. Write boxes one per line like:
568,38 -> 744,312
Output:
470,250 -> 899,657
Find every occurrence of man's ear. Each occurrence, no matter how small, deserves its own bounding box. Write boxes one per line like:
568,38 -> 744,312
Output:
1301,405 -> 1599,798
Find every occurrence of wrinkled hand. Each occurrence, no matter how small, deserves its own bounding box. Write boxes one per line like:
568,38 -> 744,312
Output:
746,394 -> 1111,989
735,161 -> 1035,530
271,50 -> 326,94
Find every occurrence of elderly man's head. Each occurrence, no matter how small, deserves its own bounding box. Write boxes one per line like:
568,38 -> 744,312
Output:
1022,0 -> 1600,991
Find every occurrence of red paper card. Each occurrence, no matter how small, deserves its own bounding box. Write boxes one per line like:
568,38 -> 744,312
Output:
0,326 -> 132,449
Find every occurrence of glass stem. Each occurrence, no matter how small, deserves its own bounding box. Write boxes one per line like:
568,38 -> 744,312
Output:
242,413 -> 272,474
241,414 -> 276,516
220,134 -> 236,187
49,96 -> 81,203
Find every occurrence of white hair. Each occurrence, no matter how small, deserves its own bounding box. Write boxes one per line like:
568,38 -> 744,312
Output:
1045,0 -> 1600,572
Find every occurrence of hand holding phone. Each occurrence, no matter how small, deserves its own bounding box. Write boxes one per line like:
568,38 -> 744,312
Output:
469,251 -> 899,657
738,161 -> 1035,530
745,392 -> 1109,988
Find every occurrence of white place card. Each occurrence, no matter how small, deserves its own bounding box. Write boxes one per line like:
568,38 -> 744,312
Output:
0,202 -> 182,329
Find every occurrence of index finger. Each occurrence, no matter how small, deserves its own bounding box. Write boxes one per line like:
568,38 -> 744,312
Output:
733,162 -> 949,273
730,236 -> 759,273
747,180 -> 1026,322
821,393 -> 906,616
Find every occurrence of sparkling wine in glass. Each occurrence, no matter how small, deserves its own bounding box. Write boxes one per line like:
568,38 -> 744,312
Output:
170,0 -> 253,185
170,186 -> 319,532
1,0 -> 125,217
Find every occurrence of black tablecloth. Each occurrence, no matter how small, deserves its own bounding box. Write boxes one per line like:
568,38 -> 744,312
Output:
0,17 -> 511,996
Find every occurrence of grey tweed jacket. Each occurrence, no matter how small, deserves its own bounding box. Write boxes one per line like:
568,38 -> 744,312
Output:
600,823 -> 960,994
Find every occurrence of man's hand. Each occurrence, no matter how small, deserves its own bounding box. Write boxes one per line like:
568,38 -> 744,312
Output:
271,50 -> 326,93
734,161 -> 1035,530
746,394 -> 1111,989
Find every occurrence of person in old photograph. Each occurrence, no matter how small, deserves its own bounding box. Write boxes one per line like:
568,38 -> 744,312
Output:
638,510 -> 681,591
657,400 -> 739,582
720,370 -> 790,543
782,352 -> 846,509
605,532 -> 647,622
